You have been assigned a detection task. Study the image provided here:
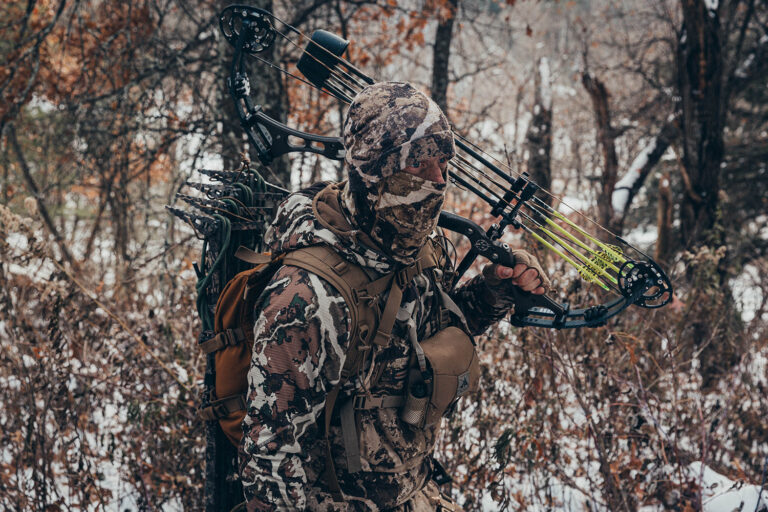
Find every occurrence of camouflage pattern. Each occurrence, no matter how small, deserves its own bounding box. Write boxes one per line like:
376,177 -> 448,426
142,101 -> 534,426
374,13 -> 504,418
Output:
341,82 -> 454,263
239,263 -> 352,511
368,172 -> 447,264
238,187 -> 506,511
264,183 -> 392,275
343,82 -> 455,187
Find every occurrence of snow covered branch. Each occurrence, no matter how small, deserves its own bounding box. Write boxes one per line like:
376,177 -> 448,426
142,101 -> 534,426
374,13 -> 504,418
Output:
611,117 -> 678,220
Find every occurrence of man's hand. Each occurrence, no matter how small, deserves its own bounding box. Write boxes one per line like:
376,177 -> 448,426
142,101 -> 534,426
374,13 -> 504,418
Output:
482,250 -> 551,296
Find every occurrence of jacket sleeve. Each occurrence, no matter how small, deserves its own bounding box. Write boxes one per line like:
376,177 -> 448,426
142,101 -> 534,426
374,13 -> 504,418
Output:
238,264 -> 352,511
450,274 -> 513,335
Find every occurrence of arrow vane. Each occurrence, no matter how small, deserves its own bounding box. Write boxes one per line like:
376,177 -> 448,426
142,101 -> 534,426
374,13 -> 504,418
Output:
215,4 -> 674,329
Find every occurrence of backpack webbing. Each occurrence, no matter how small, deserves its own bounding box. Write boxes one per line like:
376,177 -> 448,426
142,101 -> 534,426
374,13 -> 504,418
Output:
201,240 -> 441,501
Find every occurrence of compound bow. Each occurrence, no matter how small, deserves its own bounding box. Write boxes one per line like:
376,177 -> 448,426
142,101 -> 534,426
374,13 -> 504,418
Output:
217,5 -> 673,329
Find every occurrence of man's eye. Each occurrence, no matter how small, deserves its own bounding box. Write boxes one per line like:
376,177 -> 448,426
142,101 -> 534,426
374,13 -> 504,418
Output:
439,157 -> 446,164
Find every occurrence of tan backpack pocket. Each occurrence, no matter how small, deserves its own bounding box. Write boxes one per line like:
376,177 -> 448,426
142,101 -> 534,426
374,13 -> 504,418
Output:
418,326 -> 480,427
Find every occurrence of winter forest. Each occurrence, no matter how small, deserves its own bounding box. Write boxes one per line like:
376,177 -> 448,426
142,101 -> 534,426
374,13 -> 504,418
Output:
1,0 -> 767,510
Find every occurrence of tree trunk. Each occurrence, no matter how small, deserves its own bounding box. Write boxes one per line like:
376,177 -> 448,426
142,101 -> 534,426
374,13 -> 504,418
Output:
611,119 -> 678,233
675,0 -> 744,390
582,73 -> 619,231
656,173 -> 673,264
525,58 -> 553,205
676,0 -> 725,250
430,0 -> 458,117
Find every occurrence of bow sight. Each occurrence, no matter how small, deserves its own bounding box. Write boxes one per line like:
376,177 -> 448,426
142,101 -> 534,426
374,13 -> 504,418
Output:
213,4 -> 673,329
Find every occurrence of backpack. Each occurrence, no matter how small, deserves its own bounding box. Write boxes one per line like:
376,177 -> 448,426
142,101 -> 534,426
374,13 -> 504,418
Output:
195,181 -> 445,498
168,163 -> 290,511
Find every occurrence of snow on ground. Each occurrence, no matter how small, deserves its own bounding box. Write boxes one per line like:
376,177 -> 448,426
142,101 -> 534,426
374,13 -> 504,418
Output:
731,264 -> 765,324
690,461 -> 767,512
473,462 -> 767,511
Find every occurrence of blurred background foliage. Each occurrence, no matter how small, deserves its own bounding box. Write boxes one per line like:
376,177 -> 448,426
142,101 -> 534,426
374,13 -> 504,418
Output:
1,0 -> 766,510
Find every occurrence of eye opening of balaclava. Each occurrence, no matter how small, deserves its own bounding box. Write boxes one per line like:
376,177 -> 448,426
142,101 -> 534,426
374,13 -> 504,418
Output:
342,82 -> 455,264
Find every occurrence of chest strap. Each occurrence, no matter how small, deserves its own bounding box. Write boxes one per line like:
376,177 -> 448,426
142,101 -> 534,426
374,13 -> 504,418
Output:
293,244 -> 438,499
340,394 -> 406,473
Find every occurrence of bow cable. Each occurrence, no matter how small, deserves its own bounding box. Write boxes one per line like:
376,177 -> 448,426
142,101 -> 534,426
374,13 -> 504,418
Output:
450,159 -> 625,294
450,152 -> 626,284
449,152 -> 628,288
265,28 -> 642,267
217,5 -> 675,325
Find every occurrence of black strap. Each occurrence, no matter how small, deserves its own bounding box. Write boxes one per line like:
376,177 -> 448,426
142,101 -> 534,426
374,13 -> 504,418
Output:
199,328 -> 246,354
198,393 -> 246,421
430,457 -> 453,486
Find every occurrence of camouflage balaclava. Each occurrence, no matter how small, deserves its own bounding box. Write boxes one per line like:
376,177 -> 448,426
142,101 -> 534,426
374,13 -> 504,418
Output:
342,82 -> 455,264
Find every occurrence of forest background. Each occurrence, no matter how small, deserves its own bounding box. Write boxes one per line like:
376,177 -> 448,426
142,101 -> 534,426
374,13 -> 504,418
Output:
1,0 -> 767,510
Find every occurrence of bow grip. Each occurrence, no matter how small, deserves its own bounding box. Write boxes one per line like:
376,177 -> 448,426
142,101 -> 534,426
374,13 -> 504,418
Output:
438,212 -> 513,266
506,286 -> 567,327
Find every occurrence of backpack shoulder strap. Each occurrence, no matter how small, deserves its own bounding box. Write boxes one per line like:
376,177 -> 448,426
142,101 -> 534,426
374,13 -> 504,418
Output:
282,246 -> 378,378
282,245 -> 382,500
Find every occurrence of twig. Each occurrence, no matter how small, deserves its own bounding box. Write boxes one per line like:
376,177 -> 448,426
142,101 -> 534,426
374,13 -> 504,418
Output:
49,258 -> 194,395
755,455 -> 768,512
5,123 -> 78,268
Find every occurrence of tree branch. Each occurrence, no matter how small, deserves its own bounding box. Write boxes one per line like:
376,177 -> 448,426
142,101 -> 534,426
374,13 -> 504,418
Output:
611,116 -> 679,231
5,123 -> 77,268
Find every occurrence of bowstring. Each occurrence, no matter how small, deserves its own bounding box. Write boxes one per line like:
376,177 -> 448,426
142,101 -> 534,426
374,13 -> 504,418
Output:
453,132 -> 626,242
450,160 -> 624,294
266,18 -> 363,102
246,52 -> 338,99
240,9 -> 644,285
231,10 -> 362,103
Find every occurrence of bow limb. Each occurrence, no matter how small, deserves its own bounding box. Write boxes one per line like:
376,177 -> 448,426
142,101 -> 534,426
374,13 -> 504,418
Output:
224,6 -> 346,167
241,108 -> 345,164
217,5 -> 676,329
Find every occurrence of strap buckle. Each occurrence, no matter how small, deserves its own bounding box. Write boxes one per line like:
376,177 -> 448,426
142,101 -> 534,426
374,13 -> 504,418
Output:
351,394 -> 404,410
352,394 -> 383,410
332,260 -> 348,275
438,308 -> 452,329
352,288 -> 371,304
352,395 -> 369,410
396,260 -> 424,287
213,395 -> 246,418
198,392 -> 247,421
355,394 -> 387,410
223,328 -> 242,347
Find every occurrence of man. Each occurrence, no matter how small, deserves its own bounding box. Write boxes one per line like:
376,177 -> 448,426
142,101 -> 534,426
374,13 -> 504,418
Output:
238,82 -> 549,511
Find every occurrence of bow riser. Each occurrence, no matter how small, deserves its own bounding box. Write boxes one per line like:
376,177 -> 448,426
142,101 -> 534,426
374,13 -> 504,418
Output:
217,5 -> 674,329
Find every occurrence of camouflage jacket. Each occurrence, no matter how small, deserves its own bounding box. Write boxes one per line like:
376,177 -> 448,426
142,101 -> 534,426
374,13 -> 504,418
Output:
238,183 -> 508,511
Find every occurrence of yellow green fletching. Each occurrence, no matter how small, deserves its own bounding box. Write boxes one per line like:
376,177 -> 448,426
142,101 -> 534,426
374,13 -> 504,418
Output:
601,244 -> 625,263
547,208 -> 628,264
543,217 -> 622,274
577,265 -> 611,290
525,227 -> 612,291
537,225 -> 619,286
578,264 -> 602,284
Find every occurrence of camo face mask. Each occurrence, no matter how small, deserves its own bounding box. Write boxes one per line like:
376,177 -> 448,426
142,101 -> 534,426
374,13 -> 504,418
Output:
369,171 -> 447,263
